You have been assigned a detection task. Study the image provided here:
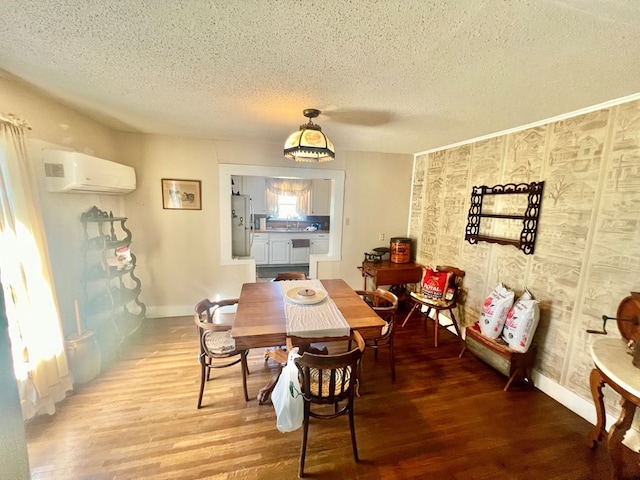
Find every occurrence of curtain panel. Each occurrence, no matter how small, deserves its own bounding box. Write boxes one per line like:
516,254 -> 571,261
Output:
265,178 -> 311,217
0,113 -> 72,419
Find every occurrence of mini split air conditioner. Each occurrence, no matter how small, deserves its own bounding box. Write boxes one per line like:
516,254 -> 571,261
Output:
43,149 -> 136,194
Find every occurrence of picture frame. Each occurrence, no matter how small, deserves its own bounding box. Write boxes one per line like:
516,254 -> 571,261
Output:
161,179 -> 202,210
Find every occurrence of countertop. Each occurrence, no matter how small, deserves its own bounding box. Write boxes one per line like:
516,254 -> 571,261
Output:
254,229 -> 330,234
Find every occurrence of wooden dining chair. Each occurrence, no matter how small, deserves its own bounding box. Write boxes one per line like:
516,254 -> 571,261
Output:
293,330 -> 365,478
355,288 -> 399,381
402,265 -> 465,347
274,271 -> 308,281
194,298 -> 249,408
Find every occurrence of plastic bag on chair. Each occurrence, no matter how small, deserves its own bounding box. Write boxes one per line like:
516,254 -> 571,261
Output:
272,347 -> 303,433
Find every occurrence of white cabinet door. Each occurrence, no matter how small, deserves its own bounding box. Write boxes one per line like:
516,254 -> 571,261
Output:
290,243 -> 310,264
244,176 -> 267,214
251,234 -> 269,265
311,179 -> 331,215
269,236 -> 290,264
310,234 -> 330,254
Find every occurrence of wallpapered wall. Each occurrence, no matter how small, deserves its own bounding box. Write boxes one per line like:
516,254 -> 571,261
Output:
410,98 -> 640,404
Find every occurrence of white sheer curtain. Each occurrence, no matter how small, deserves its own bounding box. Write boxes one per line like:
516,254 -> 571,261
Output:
0,113 -> 72,419
265,178 -> 311,217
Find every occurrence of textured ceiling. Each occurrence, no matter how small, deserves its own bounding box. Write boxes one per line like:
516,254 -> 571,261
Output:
1,1 -> 640,155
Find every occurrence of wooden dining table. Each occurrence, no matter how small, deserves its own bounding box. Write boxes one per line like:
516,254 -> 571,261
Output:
231,278 -> 386,350
231,278 -> 386,404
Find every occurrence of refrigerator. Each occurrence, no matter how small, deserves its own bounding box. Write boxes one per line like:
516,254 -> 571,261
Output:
231,194 -> 253,257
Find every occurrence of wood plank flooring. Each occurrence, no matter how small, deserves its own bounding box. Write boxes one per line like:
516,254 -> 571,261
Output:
25,313 -> 631,479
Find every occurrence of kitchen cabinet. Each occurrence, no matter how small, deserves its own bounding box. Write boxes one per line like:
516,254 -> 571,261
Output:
266,233 -> 312,264
311,179 -> 331,215
310,233 -> 330,255
236,176 -> 329,216
244,176 -> 267,215
231,175 -> 243,195
269,235 -> 291,264
290,239 -> 310,264
264,232 -> 329,264
251,233 -> 269,265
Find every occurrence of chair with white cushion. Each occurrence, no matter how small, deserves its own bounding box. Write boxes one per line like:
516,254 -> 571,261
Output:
401,265 -> 465,347
292,330 -> 366,477
194,298 -> 249,408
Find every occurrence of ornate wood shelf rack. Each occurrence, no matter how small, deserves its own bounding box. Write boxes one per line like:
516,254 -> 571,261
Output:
465,181 -> 544,255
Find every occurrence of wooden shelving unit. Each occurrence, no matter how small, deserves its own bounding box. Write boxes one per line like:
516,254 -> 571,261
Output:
80,206 -> 146,362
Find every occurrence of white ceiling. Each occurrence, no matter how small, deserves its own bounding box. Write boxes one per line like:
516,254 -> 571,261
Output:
1,1 -> 640,155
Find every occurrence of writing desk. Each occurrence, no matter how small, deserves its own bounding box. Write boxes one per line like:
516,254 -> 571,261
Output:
359,261 -> 423,290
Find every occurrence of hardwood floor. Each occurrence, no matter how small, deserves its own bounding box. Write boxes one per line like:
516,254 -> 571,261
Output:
25,313 -> 629,479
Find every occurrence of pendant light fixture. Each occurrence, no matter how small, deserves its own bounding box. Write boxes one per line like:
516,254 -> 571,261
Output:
284,108 -> 335,162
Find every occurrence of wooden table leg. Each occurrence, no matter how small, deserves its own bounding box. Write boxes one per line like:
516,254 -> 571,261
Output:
608,398 -> 637,479
587,368 -> 607,448
433,311 -> 439,347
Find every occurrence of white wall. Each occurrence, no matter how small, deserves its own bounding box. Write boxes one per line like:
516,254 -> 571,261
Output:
117,133 -> 413,317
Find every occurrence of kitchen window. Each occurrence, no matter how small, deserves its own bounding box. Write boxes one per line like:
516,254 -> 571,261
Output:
266,178 -> 311,218
277,194 -> 300,219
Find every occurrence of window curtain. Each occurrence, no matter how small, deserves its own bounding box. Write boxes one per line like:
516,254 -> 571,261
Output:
0,113 -> 72,419
265,178 -> 311,217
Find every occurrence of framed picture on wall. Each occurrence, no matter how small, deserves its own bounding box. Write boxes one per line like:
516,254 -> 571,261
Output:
161,179 -> 202,210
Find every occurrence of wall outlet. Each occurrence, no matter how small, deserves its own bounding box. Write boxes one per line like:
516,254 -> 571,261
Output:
345,217 -> 350,226
378,233 -> 385,241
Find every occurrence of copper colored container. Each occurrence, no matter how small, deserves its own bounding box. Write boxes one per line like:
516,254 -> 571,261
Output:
390,237 -> 411,263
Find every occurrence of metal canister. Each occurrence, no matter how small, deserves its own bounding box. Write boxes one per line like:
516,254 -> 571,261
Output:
65,330 -> 101,385
390,237 -> 412,263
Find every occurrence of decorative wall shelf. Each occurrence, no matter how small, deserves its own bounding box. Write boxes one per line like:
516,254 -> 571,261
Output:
465,181 -> 544,255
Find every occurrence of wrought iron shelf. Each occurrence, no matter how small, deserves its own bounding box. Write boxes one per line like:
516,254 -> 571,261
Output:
478,213 -> 525,220
465,181 -> 544,255
473,235 -> 520,247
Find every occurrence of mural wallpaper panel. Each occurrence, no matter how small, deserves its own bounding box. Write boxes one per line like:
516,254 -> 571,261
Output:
410,98 -> 640,415
459,242 -> 492,324
409,154 -> 427,242
568,102 -> 640,409
458,137 -> 506,320
504,126 -> 546,184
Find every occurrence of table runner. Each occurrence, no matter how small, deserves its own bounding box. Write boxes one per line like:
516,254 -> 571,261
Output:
277,279 -> 351,338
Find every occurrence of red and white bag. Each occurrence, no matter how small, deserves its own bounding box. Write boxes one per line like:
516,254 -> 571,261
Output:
421,268 -> 452,300
479,283 -> 514,339
501,289 -> 539,353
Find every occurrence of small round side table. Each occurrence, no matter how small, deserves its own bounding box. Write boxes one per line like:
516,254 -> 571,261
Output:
588,337 -> 640,479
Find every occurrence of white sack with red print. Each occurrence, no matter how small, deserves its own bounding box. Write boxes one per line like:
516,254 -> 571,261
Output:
501,289 -> 539,353
479,283 -> 514,339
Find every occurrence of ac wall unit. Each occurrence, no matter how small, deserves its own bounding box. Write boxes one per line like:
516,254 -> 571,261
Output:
43,149 -> 136,194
